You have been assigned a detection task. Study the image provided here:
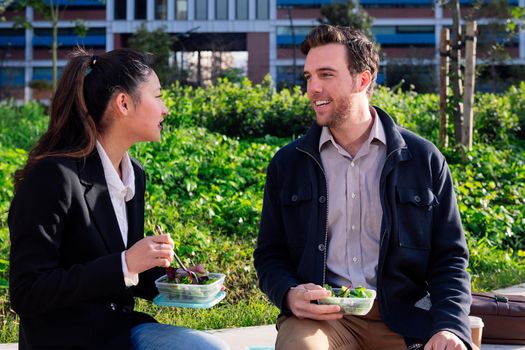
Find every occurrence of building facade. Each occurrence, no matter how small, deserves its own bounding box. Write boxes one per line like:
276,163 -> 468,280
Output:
1,0 -> 524,100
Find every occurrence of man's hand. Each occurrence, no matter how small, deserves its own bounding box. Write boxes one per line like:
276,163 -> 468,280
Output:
424,331 -> 467,350
286,283 -> 343,321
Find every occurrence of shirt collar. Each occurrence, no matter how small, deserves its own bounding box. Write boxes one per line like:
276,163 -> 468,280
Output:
318,106 -> 387,153
96,140 -> 135,202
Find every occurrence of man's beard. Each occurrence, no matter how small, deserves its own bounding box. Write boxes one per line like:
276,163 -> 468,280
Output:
316,98 -> 352,129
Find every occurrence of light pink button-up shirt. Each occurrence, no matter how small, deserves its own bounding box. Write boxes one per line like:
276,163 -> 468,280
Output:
319,107 -> 387,290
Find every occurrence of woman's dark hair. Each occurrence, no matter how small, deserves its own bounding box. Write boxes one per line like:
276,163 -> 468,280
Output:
14,48 -> 154,189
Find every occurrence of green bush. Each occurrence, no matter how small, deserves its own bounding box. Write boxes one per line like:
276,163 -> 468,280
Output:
507,82 -> 525,139
0,81 -> 524,341
0,102 -> 48,150
474,93 -> 520,144
164,76 -> 314,138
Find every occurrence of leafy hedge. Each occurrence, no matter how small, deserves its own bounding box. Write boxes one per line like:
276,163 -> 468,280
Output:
164,76 -> 313,138
0,79 -> 523,340
164,76 -> 525,144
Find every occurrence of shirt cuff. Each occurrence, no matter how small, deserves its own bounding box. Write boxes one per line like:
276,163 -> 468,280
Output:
121,251 -> 139,287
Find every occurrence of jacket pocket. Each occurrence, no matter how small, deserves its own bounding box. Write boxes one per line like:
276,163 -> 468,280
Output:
280,185 -> 312,248
396,187 -> 438,249
281,185 -> 312,206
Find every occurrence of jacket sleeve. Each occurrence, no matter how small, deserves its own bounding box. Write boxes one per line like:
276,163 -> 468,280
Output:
253,157 -> 301,313
427,158 -> 472,347
8,159 -> 127,316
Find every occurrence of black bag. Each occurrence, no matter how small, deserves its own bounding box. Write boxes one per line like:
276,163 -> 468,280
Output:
470,292 -> 525,345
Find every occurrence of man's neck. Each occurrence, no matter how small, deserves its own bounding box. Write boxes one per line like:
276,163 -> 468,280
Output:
329,104 -> 374,158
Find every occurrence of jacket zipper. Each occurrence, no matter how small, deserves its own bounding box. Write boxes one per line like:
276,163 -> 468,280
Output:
296,147 -> 329,286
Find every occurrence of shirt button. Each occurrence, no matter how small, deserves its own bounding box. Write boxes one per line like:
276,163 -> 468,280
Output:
109,303 -> 117,311
318,244 -> 326,252
351,193 -> 356,199
291,195 -> 298,202
352,257 -> 358,263
414,195 -> 421,203
319,196 -> 326,203
351,162 -> 355,167
351,225 -> 355,231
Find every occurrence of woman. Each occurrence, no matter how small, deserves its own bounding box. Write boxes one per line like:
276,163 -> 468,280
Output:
8,48 -> 229,350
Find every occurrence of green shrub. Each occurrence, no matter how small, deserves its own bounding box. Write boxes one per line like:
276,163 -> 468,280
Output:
474,93 -> 520,144
0,84 -> 524,340
0,102 -> 48,151
164,76 -> 313,138
507,82 -> 525,139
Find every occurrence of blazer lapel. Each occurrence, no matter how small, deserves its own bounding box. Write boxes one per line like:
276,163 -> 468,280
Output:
79,152 -> 126,253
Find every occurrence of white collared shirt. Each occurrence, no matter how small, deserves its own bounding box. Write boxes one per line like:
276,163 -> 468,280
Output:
96,141 -> 139,287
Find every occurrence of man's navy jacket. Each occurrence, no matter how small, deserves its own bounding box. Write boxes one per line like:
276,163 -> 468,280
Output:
254,107 -> 472,348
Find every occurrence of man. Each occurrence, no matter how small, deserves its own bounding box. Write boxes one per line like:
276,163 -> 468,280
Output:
254,24 -> 472,350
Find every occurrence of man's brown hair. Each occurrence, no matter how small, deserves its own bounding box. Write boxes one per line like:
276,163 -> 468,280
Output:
301,24 -> 380,97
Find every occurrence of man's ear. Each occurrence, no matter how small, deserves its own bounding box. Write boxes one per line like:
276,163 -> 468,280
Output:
358,70 -> 372,94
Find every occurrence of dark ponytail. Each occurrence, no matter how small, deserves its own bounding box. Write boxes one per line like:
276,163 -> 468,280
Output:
14,47 -> 153,190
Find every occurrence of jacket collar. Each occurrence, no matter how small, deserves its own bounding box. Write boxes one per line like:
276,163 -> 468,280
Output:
78,151 -> 127,253
297,106 -> 410,162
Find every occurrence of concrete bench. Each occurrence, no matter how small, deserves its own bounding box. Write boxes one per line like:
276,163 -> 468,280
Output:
0,326 -> 522,350
2,283 -> 522,350
207,325 -> 525,350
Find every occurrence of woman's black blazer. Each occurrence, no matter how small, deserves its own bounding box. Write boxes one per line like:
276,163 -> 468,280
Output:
8,151 -> 164,349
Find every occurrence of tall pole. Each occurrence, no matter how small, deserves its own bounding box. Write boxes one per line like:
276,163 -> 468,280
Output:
439,28 -> 450,148
287,7 -> 296,85
450,0 -> 463,144
463,21 -> 477,149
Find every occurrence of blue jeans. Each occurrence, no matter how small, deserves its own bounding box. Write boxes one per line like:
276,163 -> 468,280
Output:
131,323 -> 230,350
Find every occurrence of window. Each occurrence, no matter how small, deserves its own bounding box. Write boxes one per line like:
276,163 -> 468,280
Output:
277,26 -> 312,36
256,0 -> 269,19
0,28 -> 24,47
195,0 -> 207,20
0,68 -> 24,87
114,0 -> 126,19
176,0 -> 188,20
216,0 -> 228,19
236,0 -> 248,19
155,0 -> 168,19
32,67 -> 64,84
33,28 -> 106,48
135,0 -> 147,19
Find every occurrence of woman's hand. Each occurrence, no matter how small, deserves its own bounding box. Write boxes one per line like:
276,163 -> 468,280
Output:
125,234 -> 174,274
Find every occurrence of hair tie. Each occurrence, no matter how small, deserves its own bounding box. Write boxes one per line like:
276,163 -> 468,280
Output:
90,55 -> 99,68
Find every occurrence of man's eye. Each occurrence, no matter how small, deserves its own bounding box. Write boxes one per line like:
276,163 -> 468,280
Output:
304,76 -> 311,81
321,73 -> 333,78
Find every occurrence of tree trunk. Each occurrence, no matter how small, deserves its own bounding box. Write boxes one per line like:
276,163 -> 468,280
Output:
439,28 -> 450,148
463,21 -> 477,149
51,0 -> 58,92
450,0 -> 464,144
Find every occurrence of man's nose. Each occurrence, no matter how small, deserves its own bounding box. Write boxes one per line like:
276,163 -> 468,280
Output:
308,78 -> 322,94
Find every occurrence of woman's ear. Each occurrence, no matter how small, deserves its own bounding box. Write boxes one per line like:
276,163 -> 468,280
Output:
113,92 -> 131,116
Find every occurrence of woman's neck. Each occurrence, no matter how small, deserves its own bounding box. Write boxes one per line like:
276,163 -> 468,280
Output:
98,134 -> 128,178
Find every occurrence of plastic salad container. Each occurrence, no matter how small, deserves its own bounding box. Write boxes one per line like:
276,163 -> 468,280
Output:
154,273 -> 225,302
318,288 -> 376,315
